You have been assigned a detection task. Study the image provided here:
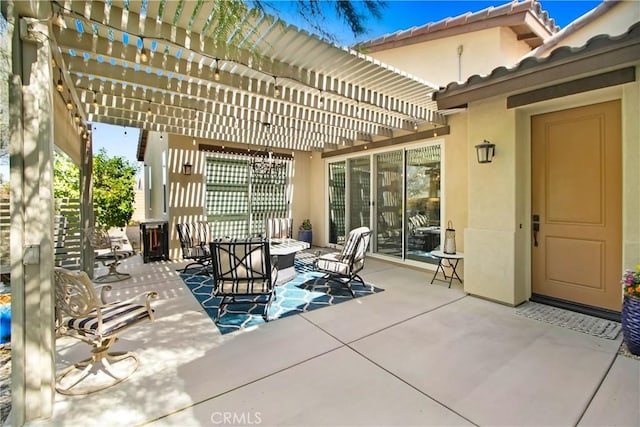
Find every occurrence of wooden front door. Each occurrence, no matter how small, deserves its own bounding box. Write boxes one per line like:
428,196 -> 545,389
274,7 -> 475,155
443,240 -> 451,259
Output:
531,100 -> 622,312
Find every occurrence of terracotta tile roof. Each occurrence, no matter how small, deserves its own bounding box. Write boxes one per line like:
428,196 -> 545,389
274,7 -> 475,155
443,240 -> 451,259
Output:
355,0 -> 559,52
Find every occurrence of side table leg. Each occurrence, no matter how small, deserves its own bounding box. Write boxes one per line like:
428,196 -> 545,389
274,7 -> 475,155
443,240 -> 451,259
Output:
431,259 -> 446,284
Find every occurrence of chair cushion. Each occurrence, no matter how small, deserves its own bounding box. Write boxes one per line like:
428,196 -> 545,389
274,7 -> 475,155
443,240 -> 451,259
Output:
64,302 -> 151,336
216,279 -> 272,294
316,254 -> 350,275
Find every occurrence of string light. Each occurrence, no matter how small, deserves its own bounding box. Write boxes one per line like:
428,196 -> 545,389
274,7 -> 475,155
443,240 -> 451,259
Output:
213,59 -> 221,81
55,12 -> 67,29
56,69 -> 64,92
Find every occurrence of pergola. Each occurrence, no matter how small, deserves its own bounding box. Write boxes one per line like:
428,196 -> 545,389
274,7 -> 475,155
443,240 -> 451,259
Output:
42,1 -> 443,152
3,1 -> 445,424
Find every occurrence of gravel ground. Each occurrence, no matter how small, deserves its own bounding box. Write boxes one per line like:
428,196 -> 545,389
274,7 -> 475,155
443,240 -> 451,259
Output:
0,345 -> 10,424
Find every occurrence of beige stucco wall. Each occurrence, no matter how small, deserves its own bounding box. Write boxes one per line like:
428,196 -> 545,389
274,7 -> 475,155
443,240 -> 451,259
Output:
461,72 -> 640,307
369,27 -> 532,86
545,1 -> 640,54
149,133 -> 316,259
443,114 -> 468,256
463,96 -> 523,305
143,131 -> 168,222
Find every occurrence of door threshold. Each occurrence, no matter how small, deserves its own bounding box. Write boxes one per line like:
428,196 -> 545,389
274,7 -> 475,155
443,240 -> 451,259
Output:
530,294 -> 620,322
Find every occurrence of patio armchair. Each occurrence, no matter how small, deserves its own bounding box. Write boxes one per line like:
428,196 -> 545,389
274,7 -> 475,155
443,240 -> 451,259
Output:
265,217 -> 293,239
90,227 -> 132,283
314,226 -> 372,297
54,267 -> 158,395
209,238 -> 278,322
176,221 -> 211,274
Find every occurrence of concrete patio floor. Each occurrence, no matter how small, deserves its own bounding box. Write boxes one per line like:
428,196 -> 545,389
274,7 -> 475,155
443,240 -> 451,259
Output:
32,252 -> 640,426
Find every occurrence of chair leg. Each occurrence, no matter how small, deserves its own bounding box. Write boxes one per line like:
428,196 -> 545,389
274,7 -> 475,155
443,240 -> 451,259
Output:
94,259 -> 131,283
182,260 -> 211,275
56,338 -> 140,395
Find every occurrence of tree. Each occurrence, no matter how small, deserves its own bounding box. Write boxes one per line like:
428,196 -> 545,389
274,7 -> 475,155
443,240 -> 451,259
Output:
53,151 -> 80,199
205,0 -> 386,47
93,148 -> 138,229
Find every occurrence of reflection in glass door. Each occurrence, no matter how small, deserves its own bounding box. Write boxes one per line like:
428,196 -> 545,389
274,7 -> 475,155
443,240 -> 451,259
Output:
374,150 -> 403,259
405,145 -> 441,264
348,157 -> 370,230
328,161 -> 346,245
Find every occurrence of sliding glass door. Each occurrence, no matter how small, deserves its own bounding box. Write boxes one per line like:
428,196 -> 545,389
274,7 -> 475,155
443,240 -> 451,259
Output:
405,145 -> 441,264
327,143 -> 442,265
348,157 -> 371,231
374,150 -> 403,259
328,161 -> 346,245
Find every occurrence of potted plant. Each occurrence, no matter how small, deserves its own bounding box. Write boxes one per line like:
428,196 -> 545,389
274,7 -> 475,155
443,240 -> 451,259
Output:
621,264 -> 640,355
298,219 -> 312,245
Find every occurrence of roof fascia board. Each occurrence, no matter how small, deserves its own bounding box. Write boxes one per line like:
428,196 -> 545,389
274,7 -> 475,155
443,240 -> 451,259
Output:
435,41 -> 640,109
507,67 -> 635,108
321,126 -> 450,158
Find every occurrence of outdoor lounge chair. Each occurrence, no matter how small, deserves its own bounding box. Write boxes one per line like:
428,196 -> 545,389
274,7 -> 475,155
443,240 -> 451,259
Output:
209,238 -> 278,322
314,226 -> 371,297
54,267 -> 158,395
176,221 -> 211,274
265,217 -> 293,239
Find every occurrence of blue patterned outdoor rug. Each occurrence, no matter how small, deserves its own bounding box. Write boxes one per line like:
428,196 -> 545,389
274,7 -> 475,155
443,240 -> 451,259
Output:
179,255 -> 384,334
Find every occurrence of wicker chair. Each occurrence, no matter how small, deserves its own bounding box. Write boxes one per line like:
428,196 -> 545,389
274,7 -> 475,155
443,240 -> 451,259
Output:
209,238 -> 278,322
314,226 -> 371,297
54,267 -> 157,395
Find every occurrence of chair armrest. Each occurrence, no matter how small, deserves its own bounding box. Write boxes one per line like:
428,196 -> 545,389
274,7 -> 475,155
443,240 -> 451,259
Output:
98,287 -> 159,317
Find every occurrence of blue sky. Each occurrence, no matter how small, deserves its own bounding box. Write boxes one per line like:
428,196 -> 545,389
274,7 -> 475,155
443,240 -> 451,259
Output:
92,0 -> 603,164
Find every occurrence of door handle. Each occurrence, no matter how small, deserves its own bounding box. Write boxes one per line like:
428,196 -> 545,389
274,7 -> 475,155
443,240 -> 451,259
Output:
532,214 -> 540,247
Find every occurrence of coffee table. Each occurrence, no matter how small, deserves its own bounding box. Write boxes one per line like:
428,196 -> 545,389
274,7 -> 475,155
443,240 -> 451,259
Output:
270,238 -> 311,284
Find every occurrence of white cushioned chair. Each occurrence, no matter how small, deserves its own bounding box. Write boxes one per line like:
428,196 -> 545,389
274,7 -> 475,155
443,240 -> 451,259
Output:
314,226 -> 371,297
209,238 -> 278,322
54,267 -> 158,395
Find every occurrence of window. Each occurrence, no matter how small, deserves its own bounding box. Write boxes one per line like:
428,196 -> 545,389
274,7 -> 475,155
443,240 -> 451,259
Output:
205,155 -> 290,238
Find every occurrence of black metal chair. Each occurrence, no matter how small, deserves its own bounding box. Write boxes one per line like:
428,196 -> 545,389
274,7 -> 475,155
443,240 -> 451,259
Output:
176,221 -> 211,274
314,226 -> 372,297
209,238 -> 278,322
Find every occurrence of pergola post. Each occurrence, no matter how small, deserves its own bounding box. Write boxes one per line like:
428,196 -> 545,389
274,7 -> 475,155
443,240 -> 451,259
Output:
8,7 -> 56,425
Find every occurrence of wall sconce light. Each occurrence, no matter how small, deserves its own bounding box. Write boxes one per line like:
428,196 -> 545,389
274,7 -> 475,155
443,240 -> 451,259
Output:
182,162 -> 192,176
475,140 -> 496,164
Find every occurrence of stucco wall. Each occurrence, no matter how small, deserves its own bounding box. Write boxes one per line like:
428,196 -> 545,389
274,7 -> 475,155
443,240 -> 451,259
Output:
463,96 -> 521,305
443,114 -> 468,256
462,75 -> 640,306
548,1 -> 640,53
369,27 -> 532,86
150,133 -> 315,258
143,131 -> 168,222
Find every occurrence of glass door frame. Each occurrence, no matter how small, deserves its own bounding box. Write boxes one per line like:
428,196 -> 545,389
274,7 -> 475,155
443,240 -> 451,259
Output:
324,139 -> 445,266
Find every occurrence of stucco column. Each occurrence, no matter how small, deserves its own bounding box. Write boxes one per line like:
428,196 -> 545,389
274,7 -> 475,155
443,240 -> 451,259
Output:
464,97 -> 526,305
9,16 -> 56,425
